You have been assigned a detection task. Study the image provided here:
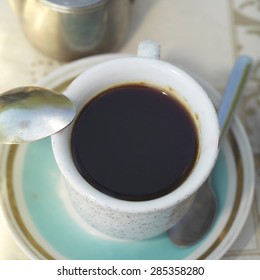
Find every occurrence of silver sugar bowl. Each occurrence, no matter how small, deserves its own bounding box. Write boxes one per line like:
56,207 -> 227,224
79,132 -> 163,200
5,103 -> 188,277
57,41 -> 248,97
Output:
9,0 -> 131,61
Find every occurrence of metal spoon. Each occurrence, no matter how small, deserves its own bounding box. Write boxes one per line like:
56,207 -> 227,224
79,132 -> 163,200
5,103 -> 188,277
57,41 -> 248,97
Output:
0,86 -> 76,144
168,55 -> 252,247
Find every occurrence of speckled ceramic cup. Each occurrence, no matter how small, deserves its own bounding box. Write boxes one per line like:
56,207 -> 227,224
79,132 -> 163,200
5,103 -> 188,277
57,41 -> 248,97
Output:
51,40 -> 219,240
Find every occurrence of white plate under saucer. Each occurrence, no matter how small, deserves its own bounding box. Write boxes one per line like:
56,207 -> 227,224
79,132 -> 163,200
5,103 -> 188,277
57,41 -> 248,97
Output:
0,54 -> 255,259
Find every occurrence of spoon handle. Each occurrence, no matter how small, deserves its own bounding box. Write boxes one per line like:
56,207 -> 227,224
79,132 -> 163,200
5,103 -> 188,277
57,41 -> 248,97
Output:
218,56 -> 252,144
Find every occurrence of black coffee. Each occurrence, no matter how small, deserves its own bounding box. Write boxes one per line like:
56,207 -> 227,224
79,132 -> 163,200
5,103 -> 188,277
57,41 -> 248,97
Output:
71,84 -> 199,201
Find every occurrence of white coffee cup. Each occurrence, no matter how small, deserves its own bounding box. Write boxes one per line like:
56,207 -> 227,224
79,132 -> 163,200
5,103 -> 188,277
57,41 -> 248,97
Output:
51,40 -> 219,240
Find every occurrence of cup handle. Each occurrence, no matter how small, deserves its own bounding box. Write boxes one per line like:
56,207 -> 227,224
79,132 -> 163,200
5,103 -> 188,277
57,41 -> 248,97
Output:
137,40 -> 161,59
8,0 -> 23,15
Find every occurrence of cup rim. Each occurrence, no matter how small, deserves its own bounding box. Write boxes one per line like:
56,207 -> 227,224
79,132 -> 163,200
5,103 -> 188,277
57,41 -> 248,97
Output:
51,56 -> 220,213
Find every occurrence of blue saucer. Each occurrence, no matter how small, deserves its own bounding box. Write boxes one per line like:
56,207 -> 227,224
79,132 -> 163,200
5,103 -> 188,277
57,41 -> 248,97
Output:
24,138 -> 228,259
1,54 -> 254,259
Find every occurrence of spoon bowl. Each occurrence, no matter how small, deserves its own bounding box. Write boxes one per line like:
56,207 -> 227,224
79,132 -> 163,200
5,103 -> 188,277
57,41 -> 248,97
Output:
168,182 -> 216,246
0,86 -> 76,144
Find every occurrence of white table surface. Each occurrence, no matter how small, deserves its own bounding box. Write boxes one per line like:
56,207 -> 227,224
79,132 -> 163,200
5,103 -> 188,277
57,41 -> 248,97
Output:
1,0 -> 260,260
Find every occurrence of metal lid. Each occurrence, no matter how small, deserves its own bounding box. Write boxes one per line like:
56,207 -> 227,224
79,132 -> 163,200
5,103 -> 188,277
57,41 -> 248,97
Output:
40,0 -> 106,10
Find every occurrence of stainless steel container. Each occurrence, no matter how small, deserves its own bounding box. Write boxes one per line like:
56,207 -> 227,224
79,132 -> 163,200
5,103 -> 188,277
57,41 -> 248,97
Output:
9,0 -> 131,61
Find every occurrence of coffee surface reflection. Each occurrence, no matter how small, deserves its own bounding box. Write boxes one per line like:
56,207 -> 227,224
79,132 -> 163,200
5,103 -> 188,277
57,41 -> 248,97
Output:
71,84 -> 199,201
